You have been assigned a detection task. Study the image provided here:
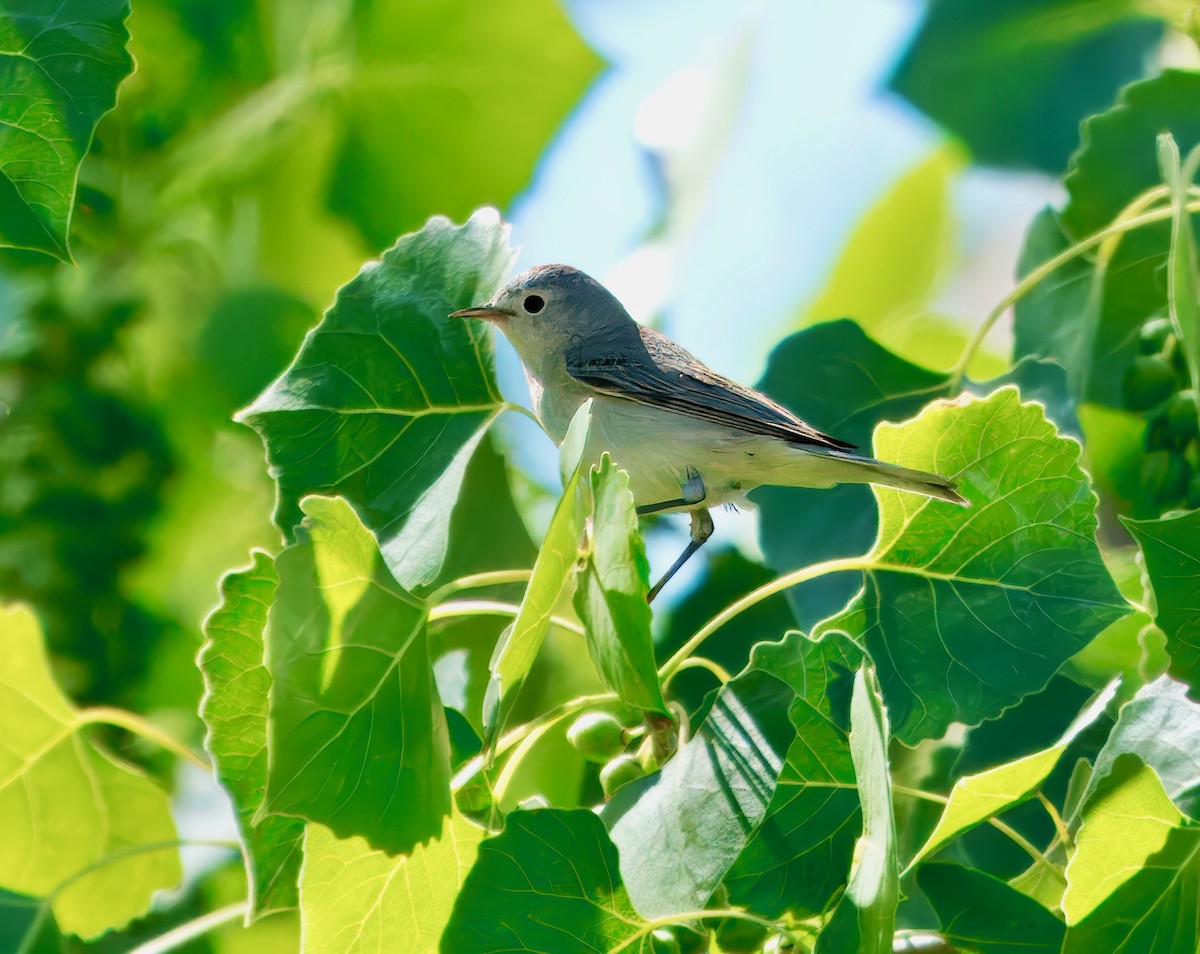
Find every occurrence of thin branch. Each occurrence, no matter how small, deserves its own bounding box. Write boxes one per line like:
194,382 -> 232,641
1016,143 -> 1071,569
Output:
124,902 -> 249,954
78,707 -> 211,773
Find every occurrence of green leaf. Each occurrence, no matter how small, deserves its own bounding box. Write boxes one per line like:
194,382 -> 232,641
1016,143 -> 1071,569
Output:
481,410 -> 588,750
600,670 -> 795,919
326,0 -> 602,249
264,496 -> 449,854
0,605 -> 181,938
910,681 -> 1117,868
1064,754 -> 1184,923
238,209 -> 517,592
1080,675 -> 1200,818
890,0 -> 1160,173
919,862 -> 1066,954
0,0 -> 134,259
199,552 -> 304,917
814,668 -> 898,954
440,809 -> 648,953
822,387 -> 1127,742
725,692 -> 860,919
574,456 -> 666,713
742,629 -> 863,724
755,320 -> 1077,628
1125,510 -> 1200,694
1062,822 -> 1200,953
301,815 -> 486,953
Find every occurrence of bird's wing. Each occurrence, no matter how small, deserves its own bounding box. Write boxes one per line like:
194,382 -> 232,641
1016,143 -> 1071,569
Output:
565,326 -> 856,451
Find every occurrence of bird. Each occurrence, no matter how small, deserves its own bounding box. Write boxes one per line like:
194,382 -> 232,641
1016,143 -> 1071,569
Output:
451,264 -> 966,602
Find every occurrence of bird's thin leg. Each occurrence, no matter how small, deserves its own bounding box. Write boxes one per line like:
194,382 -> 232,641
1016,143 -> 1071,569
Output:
636,466 -> 706,516
648,508 -> 714,604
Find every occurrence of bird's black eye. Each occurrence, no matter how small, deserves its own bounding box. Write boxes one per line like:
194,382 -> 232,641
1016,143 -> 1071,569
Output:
523,294 -> 545,314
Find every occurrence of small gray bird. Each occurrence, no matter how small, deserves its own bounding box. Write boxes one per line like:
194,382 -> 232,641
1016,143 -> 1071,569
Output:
452,264 -> 965,601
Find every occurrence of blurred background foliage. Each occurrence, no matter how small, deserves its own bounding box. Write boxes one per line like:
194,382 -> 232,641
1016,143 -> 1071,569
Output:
3,0 -> 1200,948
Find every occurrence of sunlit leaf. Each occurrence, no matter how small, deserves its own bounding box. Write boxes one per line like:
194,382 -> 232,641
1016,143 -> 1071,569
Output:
0,605 -> 181,938
1065,754 -> 1184,923
574,456 -> 666,713
799,147 -> 965,369
440,809 -> 649,953
1125,508 -> 1200,696
1079,675 -> 1200,818
199,552 -> 304,916
601,670 -> 794,918
910,682 -> 1116,867
301,815 -> 485,953
818,388 -> 1127,742
920,862 -> 1066,954
327,0 -> 602,248
814,668 -> 898,954
264,496 -> 449,854
1062,822 -> 1200,953
238,210 -> 517,592
0,0 -> 134,259
891,0 -> 1160,173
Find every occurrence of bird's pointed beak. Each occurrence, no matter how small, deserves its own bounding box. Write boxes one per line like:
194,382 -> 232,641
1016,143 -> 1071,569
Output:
448,304 -> 515,322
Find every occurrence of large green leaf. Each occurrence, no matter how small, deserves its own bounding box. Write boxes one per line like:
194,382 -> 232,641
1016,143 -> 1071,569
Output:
1125,510 -> 1200,695
910,682 -> 1116,868
754,320 -> 1076,628
0,605 -> 181,938
601,670 -> 794,919
725,690 -> 860,919
0,0 -> 134,259
440,809 -> 648,953
919,862 -> 1066,954
818,387 -> 1127,742
238,210 -> 517,592
574,456 -> 666,713
326,0 -> 601,249
199,552 -> 304,917
1064,754 -> 1184,923
890,0 -> 1160,173
1062,822 -> 1200,953
301,816 -> 485,954
814,668 -> 898,954
1079,675 -> 1200,818
263,496 -> 450,854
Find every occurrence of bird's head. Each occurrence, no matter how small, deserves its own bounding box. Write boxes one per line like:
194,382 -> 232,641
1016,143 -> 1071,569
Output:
450,264 -> 634,365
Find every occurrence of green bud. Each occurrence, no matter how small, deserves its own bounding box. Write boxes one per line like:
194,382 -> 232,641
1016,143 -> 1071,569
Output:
600,754 -> 644,797
1139,316 -> 1174,354
648,929 -> 680,954
567,711 -> 626,764
716,918 -> 771,953
1164,390 -> 1199,440
1123,356 -> 1178,411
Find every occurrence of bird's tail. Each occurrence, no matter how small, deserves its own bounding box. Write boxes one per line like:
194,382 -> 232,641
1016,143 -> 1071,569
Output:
832,453 -> 968,507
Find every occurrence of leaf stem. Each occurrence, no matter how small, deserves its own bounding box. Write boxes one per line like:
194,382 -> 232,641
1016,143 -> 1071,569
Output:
428,598 -> 585,638
663,655 -> 732,689
948,192 -> 1200,390
427,569 -> 533,605
659,556 -> 871,679
123,901 -> 249,954
1036,790 -> 1073,851
78,707 -> 211,773
49,838 -> 239,902
450,692 -> 616,793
